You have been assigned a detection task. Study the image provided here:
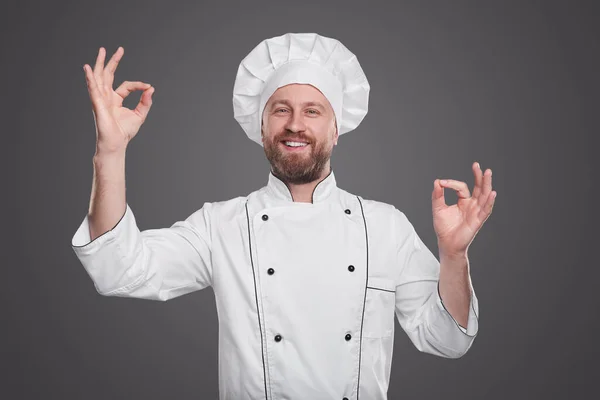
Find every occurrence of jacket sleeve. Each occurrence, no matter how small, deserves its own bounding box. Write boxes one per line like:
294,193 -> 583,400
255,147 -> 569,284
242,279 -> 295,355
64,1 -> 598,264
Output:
70,202 -> 213,301
393,208 -> 479,358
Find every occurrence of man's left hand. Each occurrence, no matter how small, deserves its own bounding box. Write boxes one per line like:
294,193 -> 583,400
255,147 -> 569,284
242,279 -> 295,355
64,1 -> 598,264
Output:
432,161 -> 496,258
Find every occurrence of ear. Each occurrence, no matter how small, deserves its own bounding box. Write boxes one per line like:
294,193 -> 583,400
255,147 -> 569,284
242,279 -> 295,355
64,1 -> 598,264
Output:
333,122 -> 339,145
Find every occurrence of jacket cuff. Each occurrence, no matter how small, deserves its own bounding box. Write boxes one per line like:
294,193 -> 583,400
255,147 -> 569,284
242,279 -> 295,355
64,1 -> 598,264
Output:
436,280 -> 479,338
70,203 -> 144,294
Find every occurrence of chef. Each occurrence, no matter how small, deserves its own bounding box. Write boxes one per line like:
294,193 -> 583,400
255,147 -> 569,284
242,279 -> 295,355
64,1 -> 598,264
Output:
72,32 -> 496,400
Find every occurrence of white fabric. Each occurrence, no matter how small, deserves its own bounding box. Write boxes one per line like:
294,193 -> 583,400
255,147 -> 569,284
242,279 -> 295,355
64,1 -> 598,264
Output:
71,170 -> 479,400
232,33 -> 370,147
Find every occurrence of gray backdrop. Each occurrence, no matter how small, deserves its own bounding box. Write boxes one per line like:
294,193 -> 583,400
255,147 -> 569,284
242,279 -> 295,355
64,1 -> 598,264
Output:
3,0 -> 598,399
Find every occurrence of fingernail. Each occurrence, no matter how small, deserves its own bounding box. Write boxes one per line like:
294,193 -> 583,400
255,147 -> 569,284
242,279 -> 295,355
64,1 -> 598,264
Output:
441,180 -> 447,184
476,162 -> 480,169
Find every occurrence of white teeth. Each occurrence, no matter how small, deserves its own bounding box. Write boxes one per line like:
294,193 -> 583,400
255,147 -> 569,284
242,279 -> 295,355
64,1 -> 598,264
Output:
284,141 -> 308,147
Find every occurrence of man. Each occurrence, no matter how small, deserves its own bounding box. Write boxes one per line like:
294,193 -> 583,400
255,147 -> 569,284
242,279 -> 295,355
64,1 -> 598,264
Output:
72,33 -> 496,400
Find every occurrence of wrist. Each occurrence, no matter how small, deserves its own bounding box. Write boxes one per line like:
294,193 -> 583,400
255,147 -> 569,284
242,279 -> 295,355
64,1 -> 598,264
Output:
438,247 -> 468,262
94,148 -> 126,163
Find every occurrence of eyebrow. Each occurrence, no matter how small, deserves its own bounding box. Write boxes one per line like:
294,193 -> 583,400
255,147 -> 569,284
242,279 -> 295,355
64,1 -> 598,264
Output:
269,99 -> 326,112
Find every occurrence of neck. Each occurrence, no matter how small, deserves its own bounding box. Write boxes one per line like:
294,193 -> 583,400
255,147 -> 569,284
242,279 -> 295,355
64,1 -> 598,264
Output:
277,163 -> 331,203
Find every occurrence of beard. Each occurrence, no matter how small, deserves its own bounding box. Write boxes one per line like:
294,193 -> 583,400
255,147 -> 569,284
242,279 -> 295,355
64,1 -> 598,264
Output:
263,134 -> 333,185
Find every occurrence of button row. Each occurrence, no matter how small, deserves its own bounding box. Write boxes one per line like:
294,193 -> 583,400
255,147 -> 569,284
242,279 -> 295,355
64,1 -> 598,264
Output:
261,209 -> 353,399
261,208 -> 352,222
272,333 -> 353,342
267,265 -> 355,276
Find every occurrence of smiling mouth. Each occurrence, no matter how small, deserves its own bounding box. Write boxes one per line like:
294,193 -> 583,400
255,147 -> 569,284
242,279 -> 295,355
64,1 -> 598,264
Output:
280,141 -> 310,151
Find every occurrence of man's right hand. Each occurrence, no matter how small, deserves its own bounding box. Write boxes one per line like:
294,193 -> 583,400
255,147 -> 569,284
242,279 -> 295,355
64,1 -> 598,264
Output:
83,46 -> 155,155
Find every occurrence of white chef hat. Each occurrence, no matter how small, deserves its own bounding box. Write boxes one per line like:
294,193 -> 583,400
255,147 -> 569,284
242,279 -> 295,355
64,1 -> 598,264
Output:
232,32 -> 370,147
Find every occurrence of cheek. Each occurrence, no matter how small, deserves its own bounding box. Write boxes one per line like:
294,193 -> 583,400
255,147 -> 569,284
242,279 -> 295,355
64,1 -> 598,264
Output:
311,121 -> 335,141
264,119 -> 285,136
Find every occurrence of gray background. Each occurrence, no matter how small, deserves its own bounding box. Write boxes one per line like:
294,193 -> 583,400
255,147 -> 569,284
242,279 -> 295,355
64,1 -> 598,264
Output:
3,0 -> 598,399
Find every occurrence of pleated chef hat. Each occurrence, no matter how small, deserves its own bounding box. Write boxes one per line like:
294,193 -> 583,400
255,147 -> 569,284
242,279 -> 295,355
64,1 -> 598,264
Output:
232,32 -> 370,147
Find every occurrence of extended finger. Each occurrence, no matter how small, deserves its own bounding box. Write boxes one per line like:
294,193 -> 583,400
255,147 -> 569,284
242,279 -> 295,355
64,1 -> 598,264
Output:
93,47 -> 106,90
83,64 -> 105,111
104,46 -> 124,89
478,169 -> 493,208
439,179 -> 471,199
471,162 -> 484,199
115,81 -> 152,100
133,86 -> 155,122
478,190 -> 497,222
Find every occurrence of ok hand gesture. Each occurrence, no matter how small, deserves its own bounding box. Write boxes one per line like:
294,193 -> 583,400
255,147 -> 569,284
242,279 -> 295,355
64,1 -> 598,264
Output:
432,162 -> 497,258
83,47 -> 155,155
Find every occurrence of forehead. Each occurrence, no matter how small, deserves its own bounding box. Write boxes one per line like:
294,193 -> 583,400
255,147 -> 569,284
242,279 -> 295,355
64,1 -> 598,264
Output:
266,83 -> 328,104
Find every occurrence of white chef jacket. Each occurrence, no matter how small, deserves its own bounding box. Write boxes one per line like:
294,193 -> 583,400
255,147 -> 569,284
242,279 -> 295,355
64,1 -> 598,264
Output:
71,169 -> 479,400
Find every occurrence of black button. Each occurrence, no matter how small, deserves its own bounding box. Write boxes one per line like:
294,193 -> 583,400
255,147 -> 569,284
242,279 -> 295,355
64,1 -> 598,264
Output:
348,265 -> 355,272
274,334 -> 282,342
345,209 -> 351,214
267,268 -> 275,275
262,214 -> 269,221
345,333 -> 352,341
343,398 -> 349,400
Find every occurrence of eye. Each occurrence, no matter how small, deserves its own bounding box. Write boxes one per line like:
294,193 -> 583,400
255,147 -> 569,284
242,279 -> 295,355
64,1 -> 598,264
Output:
307,109 -> 319,115
276,108 -> 288,113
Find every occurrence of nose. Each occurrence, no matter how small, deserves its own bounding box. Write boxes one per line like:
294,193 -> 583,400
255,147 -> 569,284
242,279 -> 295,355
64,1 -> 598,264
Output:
284,110 -> 306,133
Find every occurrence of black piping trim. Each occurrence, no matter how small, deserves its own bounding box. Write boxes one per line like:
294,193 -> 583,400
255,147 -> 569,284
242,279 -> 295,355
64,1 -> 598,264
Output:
366,286 -> 395,294
245,201 -> 269,399
72,204 -> 128,248
269,168 -> 295,201
436,280 -> 479,338
310,166 -> 333,203
270,166 -> 333,203
356,196 -> 368,400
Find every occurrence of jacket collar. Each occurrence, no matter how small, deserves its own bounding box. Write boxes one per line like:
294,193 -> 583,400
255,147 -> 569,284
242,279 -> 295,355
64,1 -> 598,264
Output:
266,168 -> 337,203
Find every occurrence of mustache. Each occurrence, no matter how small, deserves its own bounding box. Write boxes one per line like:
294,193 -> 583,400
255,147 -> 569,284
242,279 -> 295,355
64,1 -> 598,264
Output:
276,134 -> 313,142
